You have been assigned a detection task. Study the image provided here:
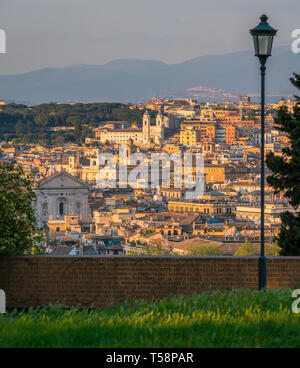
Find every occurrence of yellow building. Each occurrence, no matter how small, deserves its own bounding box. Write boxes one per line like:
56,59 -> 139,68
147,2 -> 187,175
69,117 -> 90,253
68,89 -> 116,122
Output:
168,200 -> 236,215
180,128 -> 201,146
236,204 -> 287,223
67,150 -> 99,183
47,215 -> 80,240
163,144 -> 181,154
204,165 -> 226,183
161,188 -> 184,200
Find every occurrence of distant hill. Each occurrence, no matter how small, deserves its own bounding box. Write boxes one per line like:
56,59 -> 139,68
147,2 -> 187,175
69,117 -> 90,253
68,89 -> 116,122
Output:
0,46 -> 298,104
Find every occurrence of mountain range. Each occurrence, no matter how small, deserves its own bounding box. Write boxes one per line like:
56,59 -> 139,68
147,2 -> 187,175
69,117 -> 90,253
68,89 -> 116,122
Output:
0,46 -> 298,104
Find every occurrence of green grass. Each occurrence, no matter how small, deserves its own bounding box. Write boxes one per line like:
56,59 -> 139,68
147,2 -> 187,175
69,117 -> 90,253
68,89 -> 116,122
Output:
0,289 -> 299,348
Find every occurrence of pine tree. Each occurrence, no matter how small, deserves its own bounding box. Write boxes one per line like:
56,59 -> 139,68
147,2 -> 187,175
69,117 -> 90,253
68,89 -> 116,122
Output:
266,73 -> 300,255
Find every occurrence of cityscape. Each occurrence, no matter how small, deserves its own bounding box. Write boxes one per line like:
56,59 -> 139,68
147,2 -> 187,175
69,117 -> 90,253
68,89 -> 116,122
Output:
0,96 -> 296,257
0,0 -> 300,352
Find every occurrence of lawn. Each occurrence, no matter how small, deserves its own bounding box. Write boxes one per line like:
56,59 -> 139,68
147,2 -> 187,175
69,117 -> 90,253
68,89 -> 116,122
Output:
0,289 -> 299,348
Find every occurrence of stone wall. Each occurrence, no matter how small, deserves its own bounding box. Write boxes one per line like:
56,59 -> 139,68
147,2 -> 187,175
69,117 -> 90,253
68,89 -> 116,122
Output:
0,256 -> 299,308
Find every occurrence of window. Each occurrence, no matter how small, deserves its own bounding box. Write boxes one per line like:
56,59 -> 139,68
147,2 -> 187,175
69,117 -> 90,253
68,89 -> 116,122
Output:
59,202 -> 64,216
42,202 -> 48,217
76,203 -> 81,216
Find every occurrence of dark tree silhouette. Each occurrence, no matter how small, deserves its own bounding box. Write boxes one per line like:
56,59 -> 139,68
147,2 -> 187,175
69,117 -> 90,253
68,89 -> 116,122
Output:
266,73 -> 300,255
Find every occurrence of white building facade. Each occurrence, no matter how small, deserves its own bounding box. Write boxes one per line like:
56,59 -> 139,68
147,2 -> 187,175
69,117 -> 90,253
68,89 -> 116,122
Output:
98,111 -> 165,145
35,171 -> 90,227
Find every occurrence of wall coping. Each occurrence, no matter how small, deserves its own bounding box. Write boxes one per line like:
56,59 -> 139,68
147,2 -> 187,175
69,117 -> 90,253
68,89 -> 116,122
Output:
1,255 -> 300,260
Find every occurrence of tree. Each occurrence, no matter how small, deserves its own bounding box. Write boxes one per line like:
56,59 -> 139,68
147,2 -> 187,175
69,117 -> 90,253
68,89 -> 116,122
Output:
73,121 -> 82,141
247,110 -> 257,121
66,115 -> 82,126
234,241 -> 254,256
265,242 -> 281,256
189,243 -> 222,256
266,73 -> 300,255
91,141 -> 100,148
0,162 -> 43,255
55,135 -> 65,146
127,242 -> 173,256
15,121 -> 27,136
34,113 -> 50,127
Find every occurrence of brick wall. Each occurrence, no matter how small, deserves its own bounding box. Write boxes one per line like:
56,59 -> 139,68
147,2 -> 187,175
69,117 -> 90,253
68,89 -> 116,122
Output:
0,256 -> 299,308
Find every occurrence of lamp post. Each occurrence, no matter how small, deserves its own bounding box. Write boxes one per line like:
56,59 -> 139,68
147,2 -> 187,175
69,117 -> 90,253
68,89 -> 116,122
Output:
250,15 -> 277,290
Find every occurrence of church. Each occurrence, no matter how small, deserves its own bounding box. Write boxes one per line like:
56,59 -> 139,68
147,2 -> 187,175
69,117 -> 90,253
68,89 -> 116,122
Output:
35,171 -> 90,228
98,111 -> 165,146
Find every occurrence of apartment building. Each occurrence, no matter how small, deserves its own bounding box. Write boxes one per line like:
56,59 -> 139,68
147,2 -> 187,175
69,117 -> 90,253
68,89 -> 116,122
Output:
168,200 -> 236,216
180,128 -> 201,146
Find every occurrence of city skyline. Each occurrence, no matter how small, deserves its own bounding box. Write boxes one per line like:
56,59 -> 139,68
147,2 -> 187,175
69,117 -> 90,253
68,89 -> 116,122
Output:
1,1 -> 300,351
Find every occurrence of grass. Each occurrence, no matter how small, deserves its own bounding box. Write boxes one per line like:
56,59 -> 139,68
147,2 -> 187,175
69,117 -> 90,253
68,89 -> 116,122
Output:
0,289 -> 299,348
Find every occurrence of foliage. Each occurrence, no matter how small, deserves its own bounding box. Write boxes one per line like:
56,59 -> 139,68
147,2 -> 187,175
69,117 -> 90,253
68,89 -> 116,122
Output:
0,102 -> 144,145
265,242 -> 281,256
246,109 -> 257,121
0,289 -> 298,348
266,73 -> 300,255
234,241 -> 254,256
0,161 -> 43,255
189,243 -> 222,256
234,241 -> 280,256
127,243 -> 173,256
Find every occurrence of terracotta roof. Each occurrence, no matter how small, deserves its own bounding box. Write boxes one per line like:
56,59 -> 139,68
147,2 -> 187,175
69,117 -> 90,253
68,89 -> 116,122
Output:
170,237 -> 222,251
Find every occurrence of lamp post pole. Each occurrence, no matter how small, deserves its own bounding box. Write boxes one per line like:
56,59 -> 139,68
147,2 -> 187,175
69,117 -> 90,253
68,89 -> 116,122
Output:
259,58 -> 266,290
250,15 -> 277,290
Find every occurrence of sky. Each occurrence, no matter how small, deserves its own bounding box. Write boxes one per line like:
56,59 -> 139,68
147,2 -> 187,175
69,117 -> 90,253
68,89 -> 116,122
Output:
0,0 -> 299,75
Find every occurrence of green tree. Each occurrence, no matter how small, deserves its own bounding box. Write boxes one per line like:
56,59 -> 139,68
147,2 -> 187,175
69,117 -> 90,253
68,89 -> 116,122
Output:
266,73 -> 300,255
34,113 -> 50,126
73,121 -> 82,142
265,242 -> 281,256
246,110 -> 257,121
15,121 -> 27,136
66,115 -> 82,126
128,243 -> 173,256
234,241 -> 254,256
0,162 -> 43,255
189,243 -> 222,256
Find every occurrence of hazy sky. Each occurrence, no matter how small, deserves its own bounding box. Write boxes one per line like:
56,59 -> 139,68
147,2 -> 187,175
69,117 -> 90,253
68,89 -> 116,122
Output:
0,0 -> 299,74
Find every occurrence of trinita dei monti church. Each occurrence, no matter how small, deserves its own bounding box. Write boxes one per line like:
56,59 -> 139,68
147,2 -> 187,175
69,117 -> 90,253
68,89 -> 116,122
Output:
35,171 -> 90,228
98,110 -> 165,146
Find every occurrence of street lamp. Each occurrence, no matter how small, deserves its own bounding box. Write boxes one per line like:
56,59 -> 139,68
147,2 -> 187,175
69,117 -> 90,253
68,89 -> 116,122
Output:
250,15 -> 277,290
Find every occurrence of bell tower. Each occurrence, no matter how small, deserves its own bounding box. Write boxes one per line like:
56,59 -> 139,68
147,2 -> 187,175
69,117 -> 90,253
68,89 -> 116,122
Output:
156,111 -> 163,127
155,111 -> 164,141
143,111 -> 151,143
